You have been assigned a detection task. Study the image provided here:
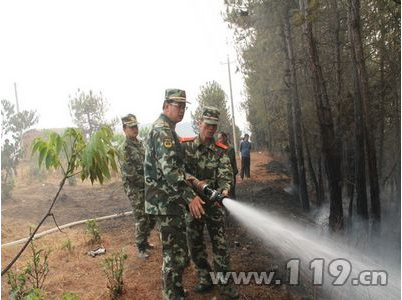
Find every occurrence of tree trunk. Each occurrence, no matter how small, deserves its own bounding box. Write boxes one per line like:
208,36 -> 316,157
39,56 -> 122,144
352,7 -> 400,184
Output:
347,10 -> 368,220
283,7 -> 309,211
263,95 -> 272,152
318,154 -> 325,206
303,127 -> 321,206
330,0 -> 346,199
348,0 -> 381,224
286,92 -> 300,190
378,56 -> 385,182
299,0 -> 343,229
281,26 -> 300,193
345,142 -> 355,218
330,0 -> 343,137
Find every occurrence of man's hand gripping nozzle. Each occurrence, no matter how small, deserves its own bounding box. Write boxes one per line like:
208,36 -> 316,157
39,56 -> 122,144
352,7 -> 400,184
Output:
187,175 -> 226,207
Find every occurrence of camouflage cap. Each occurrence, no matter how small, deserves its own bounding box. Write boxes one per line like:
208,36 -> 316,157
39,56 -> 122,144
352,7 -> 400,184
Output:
165,88 -> 190,103
121,114 -> 138,127
202,106 -> 220,125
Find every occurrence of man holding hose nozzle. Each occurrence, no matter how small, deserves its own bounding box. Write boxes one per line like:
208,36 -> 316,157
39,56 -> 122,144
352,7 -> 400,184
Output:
181,106 -> 239,299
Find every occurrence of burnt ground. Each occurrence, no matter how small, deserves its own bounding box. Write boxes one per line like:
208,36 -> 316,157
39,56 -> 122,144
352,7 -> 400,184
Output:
1,152 -> 315,299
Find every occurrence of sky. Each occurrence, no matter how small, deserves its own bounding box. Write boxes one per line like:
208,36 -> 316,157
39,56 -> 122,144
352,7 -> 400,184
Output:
0,0 -> 248,134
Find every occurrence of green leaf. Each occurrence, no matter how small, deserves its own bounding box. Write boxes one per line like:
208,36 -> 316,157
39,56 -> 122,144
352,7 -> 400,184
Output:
96,166 -> 104,184
108,153 -> 118,172
38,146 -> 48,168
31,138 -> 42,157
100,160 -> 110,179
45,151 -> 54,169
80,170 -> 86,181
48,132 -> 56,147
55,135 -> 63,155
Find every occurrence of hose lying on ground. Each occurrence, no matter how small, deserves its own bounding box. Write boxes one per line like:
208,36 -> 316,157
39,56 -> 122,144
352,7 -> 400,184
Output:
1,211 -> 133,248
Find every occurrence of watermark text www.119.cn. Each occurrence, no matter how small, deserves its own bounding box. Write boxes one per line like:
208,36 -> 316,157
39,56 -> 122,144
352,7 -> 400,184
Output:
210,258 -> 388,286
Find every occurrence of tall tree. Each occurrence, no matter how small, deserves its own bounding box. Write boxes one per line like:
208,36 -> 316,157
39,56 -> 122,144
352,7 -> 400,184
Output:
347,7 -> 369,220
224,0 -> 400,229
282,4 -> 309,210
298,0 -> 343,229
347,0 -> 381,223
1,99 -> 39,156
68,89 -> 114,138
192,81 -> 240,142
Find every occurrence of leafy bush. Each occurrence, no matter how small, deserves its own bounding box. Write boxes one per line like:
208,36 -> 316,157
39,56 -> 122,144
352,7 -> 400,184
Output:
7,239 -> 50,300
1,172 -> 14,201
24,239 -> 50,290
7,270 -> 29,300
102,250 -> 128,299
85,219 -> 102,244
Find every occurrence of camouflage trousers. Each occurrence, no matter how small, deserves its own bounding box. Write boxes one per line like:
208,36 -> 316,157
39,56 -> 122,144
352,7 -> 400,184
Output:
186,205 -> 230,285
125,187 -> 156,249
157,214 -> 190,300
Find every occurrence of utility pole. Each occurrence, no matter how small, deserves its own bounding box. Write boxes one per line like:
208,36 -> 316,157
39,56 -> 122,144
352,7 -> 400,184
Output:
14,82 -> 20,113
14,82 -> 23,154
226,55 -> 238,154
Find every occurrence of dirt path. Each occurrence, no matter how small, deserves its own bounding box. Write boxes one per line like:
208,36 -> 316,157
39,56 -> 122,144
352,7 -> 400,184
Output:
2,151 -> 311,299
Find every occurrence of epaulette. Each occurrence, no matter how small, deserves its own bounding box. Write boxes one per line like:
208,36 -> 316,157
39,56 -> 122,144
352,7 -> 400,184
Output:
215,142 -> 228,150
180,137 -> 195,143
154,120 -> 169,129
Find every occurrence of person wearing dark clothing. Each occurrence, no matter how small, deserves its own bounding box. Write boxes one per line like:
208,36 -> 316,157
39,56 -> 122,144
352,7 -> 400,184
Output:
239,134 -> 251,180
217,131 -> 238,198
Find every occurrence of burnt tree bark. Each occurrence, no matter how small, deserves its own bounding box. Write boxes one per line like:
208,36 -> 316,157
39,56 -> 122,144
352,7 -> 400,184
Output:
286,87 -> 300,191
299,0 -> 343,229
303,127 -> 322,206
347,14 -> 368,220
348,0 -> 381,223
283,6 -> 309,210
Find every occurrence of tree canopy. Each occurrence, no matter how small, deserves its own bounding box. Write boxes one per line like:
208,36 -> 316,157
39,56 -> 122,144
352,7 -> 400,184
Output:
191,81 -> 240,144
68,89 -> 117,138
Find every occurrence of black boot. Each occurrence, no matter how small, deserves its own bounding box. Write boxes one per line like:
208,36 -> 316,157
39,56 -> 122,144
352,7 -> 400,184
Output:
136,244 -> 149,259
144,242 -> 154,250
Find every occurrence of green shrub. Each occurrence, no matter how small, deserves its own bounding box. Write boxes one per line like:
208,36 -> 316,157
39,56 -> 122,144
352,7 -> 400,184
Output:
85,219 -> 101,243
102,250 -> 128,299
7,239 -> 50,300
1,172 -> 14,201
7,270 -> 29,300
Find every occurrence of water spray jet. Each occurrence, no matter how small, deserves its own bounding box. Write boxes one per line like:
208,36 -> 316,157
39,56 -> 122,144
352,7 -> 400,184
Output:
186,175 -> 399,299
222,198 -> 400,299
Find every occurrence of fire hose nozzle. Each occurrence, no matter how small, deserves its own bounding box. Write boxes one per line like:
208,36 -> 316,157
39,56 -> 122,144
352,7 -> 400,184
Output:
187,175 -> 226,207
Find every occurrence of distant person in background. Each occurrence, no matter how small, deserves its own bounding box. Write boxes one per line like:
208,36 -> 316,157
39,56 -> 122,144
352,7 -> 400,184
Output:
217,131 -> 238,198
239,134 -> 251,180
120,114 -> 156,259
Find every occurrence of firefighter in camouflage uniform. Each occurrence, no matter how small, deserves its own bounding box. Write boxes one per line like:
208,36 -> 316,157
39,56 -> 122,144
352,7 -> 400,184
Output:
120,114 -> 156,259
181,106 -> 239,299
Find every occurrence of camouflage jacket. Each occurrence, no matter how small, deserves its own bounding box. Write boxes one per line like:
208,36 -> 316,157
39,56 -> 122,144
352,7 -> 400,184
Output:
181,136 -> 233,202
144,113 -> 196,215
119,137 -> 145,191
